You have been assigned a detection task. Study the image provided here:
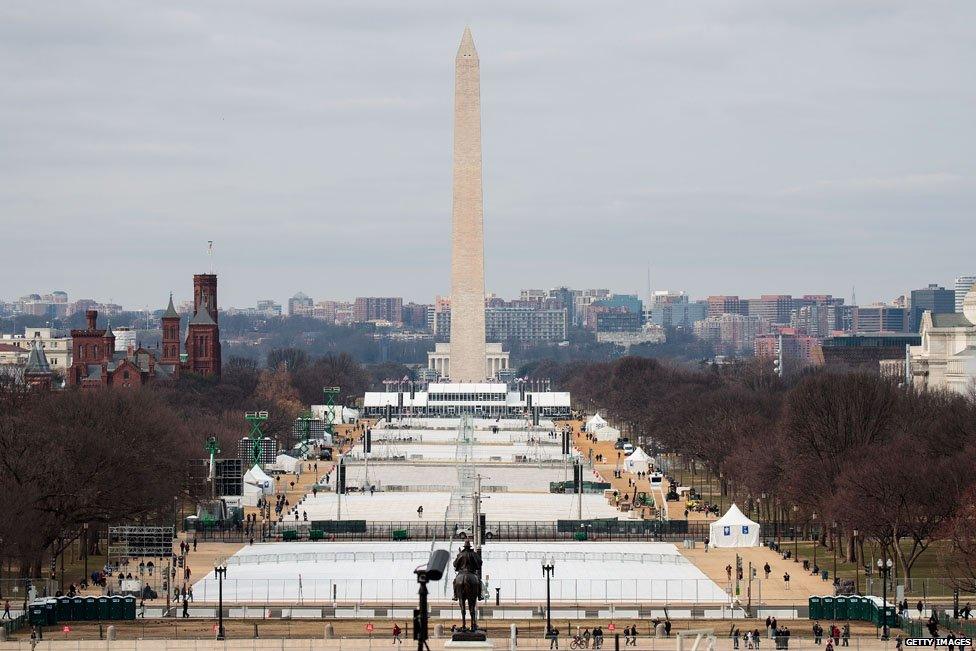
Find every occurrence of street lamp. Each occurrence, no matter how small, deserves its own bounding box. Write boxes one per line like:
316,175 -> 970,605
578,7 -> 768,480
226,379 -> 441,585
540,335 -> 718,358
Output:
811,512 -> 818,572
876,558 -> 893,640
832,522 -> 838,580
792,506 -> 799,562
853,530 -> 859,595
542,556 -> 555,638
214,564 -> 227,640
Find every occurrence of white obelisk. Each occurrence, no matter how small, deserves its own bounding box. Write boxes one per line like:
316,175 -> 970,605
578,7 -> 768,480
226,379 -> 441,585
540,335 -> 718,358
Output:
449,27 -> 487,382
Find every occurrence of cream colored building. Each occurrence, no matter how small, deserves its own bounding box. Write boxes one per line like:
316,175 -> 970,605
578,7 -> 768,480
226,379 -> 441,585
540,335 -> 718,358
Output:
0,327 -> 71,373
428,342 -> 509,381
909,285 -> 976,394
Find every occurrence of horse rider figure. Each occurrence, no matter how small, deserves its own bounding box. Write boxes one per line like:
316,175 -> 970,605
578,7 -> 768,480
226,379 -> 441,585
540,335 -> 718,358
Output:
452,540 -> 483,632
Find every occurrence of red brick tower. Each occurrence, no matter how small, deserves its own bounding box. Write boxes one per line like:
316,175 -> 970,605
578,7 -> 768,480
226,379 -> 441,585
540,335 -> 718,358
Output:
68,310 -> 112,386
185,276 -> 221,378
193,274 -> 218,324
160,293 -> 182,366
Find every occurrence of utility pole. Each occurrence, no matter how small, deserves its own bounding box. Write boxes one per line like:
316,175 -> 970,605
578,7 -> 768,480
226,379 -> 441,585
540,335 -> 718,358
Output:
473,474 -> 482,549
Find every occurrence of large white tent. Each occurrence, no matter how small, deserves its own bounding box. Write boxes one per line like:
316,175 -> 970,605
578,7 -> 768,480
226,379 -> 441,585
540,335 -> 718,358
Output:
584,413 -> 608,432
242,464 -> 274,507
623,447 -> 652,473
709,504 -> 760,548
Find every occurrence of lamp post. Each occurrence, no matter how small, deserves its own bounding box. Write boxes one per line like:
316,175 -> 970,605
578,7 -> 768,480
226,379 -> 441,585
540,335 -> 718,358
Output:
853,530 -> 859,595
877,558 -> 893,640
792,506 -> 799,562
812,512 -> 818,572
542,556 -> 555,638
214,564 -> 227,640
832,522 -> 838,580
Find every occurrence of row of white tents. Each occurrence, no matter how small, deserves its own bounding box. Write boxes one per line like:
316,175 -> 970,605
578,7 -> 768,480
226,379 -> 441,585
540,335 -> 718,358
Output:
584,412 -> 621,441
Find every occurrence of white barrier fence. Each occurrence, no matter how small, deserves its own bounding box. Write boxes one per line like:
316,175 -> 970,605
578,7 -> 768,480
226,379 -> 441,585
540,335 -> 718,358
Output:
225,550 -> 691,567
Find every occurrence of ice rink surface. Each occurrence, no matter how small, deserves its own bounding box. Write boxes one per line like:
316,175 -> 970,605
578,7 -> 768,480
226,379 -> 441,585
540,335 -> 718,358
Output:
194,542 -> 728,604
345,443 -> 572,462
291,492 -> 626,522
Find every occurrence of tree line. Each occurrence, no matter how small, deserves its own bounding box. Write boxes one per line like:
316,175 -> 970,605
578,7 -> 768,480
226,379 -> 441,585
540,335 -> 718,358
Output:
530,356 -> 976,583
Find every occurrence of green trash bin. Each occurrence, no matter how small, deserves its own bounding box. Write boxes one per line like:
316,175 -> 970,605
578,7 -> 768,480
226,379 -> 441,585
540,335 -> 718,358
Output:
310,529 -> 325,541
28,602 -> 45,626
110,596 -> 123,620
71,597 -> 84,621
55,596 -> 71,622
97,596 -> 111,620
809,596 -> 823,620
122,595 -> 136,620
574,532 -> 588,541
391,530 -> 408,541
282,530 -> 298,541
44,598 -> 57,625
822,596 -> 835,620
835,596 -> 849,620
84,596 -> 97,620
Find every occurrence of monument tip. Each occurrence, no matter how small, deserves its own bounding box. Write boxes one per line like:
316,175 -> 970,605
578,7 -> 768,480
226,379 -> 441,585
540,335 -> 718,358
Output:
457,26 -> 478,59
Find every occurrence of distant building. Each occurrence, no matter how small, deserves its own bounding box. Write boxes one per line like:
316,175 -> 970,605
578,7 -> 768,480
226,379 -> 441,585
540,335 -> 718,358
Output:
694,313 -> 768,355
909,287 -> 976,394
597,325 -> 666,349
954,276 -> 976,313
486,306 -> 567,342
821,333 -> 919,372
402,303 -> 431,330
595,308 -> 641,333
707,295 -> 743,317
257,300 -> 282,317
644,291 -> 707,329
0,327 -> 72,372
910,284 -> 956,332
755,330 -> 820,364
427,342 -> 509,380
353,297 -> 403,324
853,305 -> 910,333
288,292 -> 314,316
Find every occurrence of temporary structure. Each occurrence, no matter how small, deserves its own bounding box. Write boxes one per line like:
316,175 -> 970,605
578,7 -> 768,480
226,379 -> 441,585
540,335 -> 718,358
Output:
709,503 -> 760,548
273,453 -> 300,474
242,464 -> 274,506
584,413 -> 608,432
623,447 -> 652,473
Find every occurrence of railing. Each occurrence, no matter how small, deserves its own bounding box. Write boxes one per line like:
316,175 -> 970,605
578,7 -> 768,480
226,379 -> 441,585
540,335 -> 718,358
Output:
225,550 -> 691,567
188,577 -> 728,605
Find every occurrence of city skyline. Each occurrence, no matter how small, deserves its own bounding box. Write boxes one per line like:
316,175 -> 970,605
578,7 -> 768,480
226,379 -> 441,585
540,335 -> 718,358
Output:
2,2 -> 974,307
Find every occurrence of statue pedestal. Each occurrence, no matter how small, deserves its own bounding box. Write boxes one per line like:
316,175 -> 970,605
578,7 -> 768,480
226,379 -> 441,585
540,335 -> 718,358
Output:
444,641 -> 493,649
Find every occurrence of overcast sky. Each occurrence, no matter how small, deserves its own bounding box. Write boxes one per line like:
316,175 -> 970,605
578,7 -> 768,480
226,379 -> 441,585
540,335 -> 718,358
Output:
2,1 -> 974,309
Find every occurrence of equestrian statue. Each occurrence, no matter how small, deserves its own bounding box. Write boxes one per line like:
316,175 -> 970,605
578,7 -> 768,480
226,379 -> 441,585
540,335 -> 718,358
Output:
452,540 -> 484,637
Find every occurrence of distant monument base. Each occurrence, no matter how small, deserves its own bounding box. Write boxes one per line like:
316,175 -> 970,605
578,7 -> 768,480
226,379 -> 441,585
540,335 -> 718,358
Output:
450,629 -> 487,643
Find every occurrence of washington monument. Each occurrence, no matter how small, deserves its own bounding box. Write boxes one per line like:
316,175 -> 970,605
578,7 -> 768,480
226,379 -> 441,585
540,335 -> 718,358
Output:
449,26 -> 487,382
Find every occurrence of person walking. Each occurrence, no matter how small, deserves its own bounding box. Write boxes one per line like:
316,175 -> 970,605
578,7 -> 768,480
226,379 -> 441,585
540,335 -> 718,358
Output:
764,562 -> 771,579
841,624 -> 850,647
733,627 -> 741,649
783,572 -> 790,589
182,597 -> 189,618
727,565 -> 734,582
813,621 -> 823,644
392,622 -> 402,644
2,600 -> 10,620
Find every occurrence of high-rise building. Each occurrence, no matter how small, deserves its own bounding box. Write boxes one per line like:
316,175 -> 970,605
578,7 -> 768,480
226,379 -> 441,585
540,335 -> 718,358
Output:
353,297 -> 403,324
910,284 -> 956,332
486,307 -> 567,342
288,292 -> 314,316
853,305 -> 909,333
694,313 -> 768,355
955,276 -> 976,313
707,295 -> 742,317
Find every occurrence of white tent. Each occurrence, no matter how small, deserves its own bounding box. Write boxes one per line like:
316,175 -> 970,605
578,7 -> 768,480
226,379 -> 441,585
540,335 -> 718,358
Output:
592,425 -> 621,442
709,503 -> 760,548
242,464 -> 274,506
623,447 -> 652,473
585,413 -> 608,432
274,454 -> 300,474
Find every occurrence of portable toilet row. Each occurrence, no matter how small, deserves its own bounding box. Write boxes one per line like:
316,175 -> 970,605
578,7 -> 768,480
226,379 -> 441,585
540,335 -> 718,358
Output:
31,595 -> 137,625
809,595 -> 898,627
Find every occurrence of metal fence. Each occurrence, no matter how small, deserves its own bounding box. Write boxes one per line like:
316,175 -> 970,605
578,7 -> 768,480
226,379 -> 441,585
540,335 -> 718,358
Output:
188,577 -> 729,605
225,550 -> 691,568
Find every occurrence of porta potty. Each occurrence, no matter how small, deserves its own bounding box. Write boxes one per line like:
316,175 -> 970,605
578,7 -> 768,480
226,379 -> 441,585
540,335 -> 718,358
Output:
109,596 -> 123,620
44,598 -> 57,625
84,596 -> 97,620
809,596 -> 823,620
822,596 -> 835,620
55,596 -> 71,622
834,596 -> 849,620
96,596 -> 111,621
122,596 -> 136,621
71,596 -> 84,621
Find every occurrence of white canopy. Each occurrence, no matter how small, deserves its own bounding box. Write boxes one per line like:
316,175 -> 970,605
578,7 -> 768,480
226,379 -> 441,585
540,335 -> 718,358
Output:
244,464 -> 274,491
709,503 -> 760,548
585,413 -> 608,432
593,425 -> 621,442
623,447 -> 652,473
274,454 -> 299,473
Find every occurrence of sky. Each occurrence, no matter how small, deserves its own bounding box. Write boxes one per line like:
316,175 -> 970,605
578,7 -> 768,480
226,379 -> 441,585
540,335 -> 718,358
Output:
2,1 -> 974,309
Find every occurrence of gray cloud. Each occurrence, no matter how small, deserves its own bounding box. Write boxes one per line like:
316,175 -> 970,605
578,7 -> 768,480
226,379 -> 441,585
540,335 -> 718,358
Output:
1,1 -> 974,308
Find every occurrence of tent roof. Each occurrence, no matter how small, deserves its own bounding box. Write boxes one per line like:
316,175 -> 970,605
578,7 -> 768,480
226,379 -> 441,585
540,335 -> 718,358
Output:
244,464 -> 273,484
713,503 -> 759,528
586,413 -> 608,428
625,447 -> 651,462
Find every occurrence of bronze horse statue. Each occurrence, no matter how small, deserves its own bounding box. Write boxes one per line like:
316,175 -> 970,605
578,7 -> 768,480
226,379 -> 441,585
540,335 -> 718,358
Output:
452,540 -> 482,632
